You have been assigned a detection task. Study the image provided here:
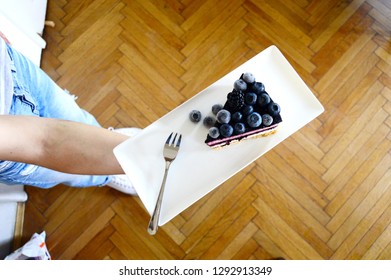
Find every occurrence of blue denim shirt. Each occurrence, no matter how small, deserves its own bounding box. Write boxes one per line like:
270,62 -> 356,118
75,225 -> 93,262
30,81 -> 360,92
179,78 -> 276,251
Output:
0,37 -> 13,115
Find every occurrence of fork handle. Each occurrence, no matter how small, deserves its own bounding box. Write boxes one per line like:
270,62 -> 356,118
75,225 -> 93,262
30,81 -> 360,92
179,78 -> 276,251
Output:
148,161 -> 171,235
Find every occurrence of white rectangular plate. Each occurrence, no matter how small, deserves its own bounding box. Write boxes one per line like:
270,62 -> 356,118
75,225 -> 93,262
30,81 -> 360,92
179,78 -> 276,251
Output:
114,46 -> 324,226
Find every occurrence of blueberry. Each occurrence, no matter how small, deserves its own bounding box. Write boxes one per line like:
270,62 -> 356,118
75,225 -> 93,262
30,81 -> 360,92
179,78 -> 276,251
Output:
231,111 -> 243,123
203,116 -> 216,128
262,114 -> 273,126
245,92 -> 257,105
234,123 -> 246,135
212,104 -> 223,115
242,105 -> 254,116
257,92 -> 271,107
247,112 -> 262,128
233,79 -> 247,92
250,82 -> 265,94
208,127 -> 220,139
216,109 -> 231,124
268,102 -> 281,116
242,72 -> 255,84
189,110 -> 202,123
220,124 -> 234,137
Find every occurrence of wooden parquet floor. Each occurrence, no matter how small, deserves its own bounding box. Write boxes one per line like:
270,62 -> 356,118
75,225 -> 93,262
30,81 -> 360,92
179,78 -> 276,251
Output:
22,0 -> 390,260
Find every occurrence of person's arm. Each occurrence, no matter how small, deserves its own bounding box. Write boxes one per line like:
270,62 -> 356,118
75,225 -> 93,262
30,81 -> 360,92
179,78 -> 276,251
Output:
0,31 -> 11,44
0,115 -> 128,175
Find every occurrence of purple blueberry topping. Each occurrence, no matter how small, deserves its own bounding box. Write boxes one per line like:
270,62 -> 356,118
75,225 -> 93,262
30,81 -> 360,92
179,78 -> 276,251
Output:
257,92 -> 271,107
250,82 -> 265,94
242,105 -> 254,116
247,112 -> 262,128
268,102 -> 281,116
234,122 -> 246,135
204,72 -> 282,145
216,109 -> 231,124
262,114 -> 273,126
233,79 -> 247,91
242,72 -> 255,84
220,123 -> 234,137
212,104 -> 223,115
208,127 -> 220,139
203,116 -> 216,128
244,92 -> 257,105
231,111 -> 243,123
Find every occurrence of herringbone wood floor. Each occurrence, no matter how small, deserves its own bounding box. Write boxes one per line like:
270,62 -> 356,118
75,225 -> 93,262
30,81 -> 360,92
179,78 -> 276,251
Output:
22,0 -> 390,260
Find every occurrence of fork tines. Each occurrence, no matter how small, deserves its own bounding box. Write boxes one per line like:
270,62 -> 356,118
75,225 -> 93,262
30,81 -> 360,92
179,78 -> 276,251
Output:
166,132 -> 182,148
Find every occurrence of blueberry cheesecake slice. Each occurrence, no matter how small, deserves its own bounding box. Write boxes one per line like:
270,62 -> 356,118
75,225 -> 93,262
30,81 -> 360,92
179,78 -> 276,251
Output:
205,72 -> 282,148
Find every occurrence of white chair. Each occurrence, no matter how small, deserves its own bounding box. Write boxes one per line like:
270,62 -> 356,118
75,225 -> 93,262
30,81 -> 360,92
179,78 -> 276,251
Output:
0,183 -> 28,259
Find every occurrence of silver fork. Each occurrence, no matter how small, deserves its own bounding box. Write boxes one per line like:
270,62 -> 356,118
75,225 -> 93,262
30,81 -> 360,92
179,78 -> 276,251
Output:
148,132 -> 182,235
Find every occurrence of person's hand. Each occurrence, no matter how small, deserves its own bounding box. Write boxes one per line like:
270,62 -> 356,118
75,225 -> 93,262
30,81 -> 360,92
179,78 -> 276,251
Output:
0,31 -> 11,44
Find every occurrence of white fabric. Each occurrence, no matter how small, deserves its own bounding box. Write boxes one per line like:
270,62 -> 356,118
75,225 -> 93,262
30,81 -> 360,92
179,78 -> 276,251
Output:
0,37 -> 13,115
0,183 -> 27,260
0,183 -> 28,202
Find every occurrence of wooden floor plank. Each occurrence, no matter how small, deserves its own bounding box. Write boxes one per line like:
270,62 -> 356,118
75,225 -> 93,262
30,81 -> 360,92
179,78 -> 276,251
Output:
310,0 -> 367,52
325,125 -> 391,215
327,154 -> 391,249
332,189 -> 391,259
252,198 -> 322,260
59,207 -> 115,259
